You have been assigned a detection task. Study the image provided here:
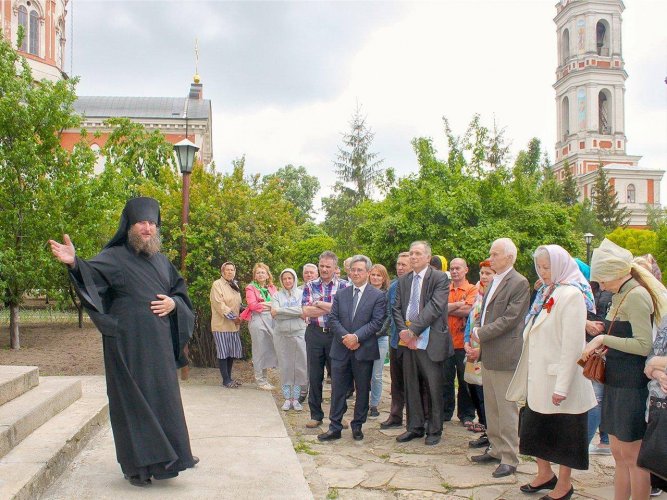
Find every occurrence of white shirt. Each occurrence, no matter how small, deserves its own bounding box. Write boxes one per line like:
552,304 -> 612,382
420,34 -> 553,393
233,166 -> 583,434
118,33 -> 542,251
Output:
480,266 -> 513,326
351,282 -> 368,318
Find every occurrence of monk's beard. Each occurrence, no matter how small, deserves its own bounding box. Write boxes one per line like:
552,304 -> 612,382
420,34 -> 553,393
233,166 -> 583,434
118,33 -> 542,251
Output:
127,227 -> 162,256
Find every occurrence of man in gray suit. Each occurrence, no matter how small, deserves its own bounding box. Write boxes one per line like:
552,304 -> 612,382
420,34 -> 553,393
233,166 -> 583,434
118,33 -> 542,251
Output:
471,238 -> 530,478
393,241 -> 451,446
318,255 -> 386,442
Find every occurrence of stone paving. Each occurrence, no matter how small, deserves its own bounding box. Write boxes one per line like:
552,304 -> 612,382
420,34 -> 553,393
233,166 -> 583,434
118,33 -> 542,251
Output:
274,367 -> 622,500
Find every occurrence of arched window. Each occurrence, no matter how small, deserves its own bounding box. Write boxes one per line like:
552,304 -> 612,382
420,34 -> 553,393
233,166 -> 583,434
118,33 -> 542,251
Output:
627,184 -> 636,204
598,89 -> 611,134
17,6 -> 28,52
29,10 -> 39,55
561,29 -> 570,64
596,20 -> 610,56
561,96 -> 570,141
56,19 -> 65,68
590,187 -> 596,206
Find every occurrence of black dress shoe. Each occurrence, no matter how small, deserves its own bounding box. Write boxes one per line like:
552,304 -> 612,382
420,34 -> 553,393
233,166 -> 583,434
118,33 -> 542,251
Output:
520,475 -> 558,493
317,429 -> 341,441
352,428 -> 364,441
425,434 -> 441,446
540,486 -> 574,500
492,464 -> 517,478
192,456 -> 200,466
468,434 -> 490,449
395,430 -> 425,442
380,419 -> 403,429
471,452 -> 501,464
124,475 -> 151,487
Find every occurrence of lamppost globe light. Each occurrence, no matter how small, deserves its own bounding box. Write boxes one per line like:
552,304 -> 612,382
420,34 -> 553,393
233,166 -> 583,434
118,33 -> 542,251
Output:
584,232 -> 594,245
584,233 -> 594,264
174,138 -> 199,173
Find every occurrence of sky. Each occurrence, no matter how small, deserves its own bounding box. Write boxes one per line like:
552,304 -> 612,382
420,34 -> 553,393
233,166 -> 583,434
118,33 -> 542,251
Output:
68,0 -> 667,216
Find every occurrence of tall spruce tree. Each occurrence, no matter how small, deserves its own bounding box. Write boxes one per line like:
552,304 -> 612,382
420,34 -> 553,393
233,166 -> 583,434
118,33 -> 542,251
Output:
592,166 -> 629,229
561,161 -> 580,206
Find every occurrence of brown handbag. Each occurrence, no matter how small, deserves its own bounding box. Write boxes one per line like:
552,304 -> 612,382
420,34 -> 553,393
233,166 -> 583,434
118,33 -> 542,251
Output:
577,351 -> 606,383
576,286 -> 637,384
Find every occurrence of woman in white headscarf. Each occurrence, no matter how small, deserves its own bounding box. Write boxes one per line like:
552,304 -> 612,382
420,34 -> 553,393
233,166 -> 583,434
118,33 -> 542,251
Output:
271,268 -> 308,411
582,239 -> 667,500
508,245 -> 596,500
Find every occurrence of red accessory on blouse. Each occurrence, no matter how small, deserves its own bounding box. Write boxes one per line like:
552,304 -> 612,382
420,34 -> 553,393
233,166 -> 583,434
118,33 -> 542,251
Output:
543,297 -> 555,313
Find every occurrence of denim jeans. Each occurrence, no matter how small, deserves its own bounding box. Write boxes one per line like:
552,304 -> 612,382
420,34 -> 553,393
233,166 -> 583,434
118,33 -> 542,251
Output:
370,336 -> 389,407
587,380 -> 609,445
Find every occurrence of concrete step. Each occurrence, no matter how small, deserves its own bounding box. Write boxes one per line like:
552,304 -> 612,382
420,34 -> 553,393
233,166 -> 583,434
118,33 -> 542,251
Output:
0,376 -> 108,500
0,366 -> 39,407
0,377 -> 82,460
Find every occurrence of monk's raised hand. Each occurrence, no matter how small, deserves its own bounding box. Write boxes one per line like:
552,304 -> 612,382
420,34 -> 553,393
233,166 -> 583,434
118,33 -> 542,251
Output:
48,234 -> 76,267
151,294 -> 175,317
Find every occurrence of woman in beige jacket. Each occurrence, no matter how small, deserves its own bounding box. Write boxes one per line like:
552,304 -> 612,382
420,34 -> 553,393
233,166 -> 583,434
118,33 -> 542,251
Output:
210,262 -> 243,388
507,245 -> 596,500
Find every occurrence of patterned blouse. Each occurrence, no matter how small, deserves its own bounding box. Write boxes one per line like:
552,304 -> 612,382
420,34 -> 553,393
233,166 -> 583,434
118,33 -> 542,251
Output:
647,318 -> 667,418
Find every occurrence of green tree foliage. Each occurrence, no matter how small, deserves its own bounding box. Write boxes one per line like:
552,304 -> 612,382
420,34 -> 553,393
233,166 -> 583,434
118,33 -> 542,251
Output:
262,164 -> 320,220
592,166 -> 629,229
655,226 -> 667,284
561,161 -> 580,206
323,104 -> 384,252
353,116 -> 583,280
0,35 -> 100,347
606,227 -> 657,258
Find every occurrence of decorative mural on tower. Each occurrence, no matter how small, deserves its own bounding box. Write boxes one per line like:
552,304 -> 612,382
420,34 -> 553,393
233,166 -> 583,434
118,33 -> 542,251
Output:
577,88 -> 586,131
577,18 -> 586,51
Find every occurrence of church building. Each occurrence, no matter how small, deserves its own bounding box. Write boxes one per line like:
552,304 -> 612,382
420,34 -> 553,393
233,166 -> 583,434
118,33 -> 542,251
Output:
552,0 -> 663,227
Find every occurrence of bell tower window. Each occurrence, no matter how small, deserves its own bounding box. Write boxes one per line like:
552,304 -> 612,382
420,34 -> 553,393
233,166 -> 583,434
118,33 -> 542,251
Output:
561,96 -> 570,141
598,90 -> 611,134
561,29 -> 570,64
626,184 -> 635,204
596,20 -> 610,56
16,3 -> 41,56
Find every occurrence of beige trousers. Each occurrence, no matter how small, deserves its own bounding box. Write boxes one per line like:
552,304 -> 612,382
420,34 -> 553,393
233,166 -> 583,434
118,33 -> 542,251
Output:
482,368 -> 520,467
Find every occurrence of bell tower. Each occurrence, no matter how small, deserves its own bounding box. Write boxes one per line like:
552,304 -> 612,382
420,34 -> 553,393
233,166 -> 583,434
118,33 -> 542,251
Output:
552,0 -> 663,226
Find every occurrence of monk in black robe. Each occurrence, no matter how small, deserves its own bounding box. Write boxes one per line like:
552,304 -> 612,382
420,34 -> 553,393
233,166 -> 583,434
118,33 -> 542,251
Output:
49,197 -> 197,487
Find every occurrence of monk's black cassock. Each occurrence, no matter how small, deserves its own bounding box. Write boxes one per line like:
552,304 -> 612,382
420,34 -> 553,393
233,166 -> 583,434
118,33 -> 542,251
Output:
68,197 -> 196,480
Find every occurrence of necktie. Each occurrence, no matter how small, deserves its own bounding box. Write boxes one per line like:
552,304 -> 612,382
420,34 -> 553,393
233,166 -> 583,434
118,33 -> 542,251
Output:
407,274 -> 421,322
351,287 -> 360,319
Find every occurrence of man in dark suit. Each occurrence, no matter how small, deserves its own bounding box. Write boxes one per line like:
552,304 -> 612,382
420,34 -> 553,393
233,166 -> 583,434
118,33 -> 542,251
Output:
393,241 -> 451,446
318,255 -> 386,442
471,237 -> 530,478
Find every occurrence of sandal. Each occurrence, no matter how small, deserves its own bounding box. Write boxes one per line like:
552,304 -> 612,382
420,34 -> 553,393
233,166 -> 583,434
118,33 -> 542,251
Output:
463,420 -> 474,429
470,423 -> 486,433
223,381 -> 238,389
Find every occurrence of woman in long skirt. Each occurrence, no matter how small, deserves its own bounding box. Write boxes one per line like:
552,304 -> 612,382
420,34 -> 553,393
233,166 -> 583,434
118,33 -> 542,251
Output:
240,263 -> 278,390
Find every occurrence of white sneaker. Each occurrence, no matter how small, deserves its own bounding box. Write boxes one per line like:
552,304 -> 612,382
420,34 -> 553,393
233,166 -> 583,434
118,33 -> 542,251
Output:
281,399 -> 292,411
588,444 -> 612,455
258,383 -> 275,391
650,488 -> 662,497
292,399 -> 303,411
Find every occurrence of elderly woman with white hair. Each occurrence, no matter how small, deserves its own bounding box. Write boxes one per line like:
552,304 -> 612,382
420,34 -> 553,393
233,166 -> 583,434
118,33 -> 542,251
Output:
508,245 -> 597,500
271,268 -> 308,411
582,239 -> 667,500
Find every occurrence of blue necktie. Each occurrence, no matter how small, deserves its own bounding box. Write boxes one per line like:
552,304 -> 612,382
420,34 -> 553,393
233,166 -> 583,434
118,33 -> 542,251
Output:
351,287 -> 360,319
407,274 -> 421,322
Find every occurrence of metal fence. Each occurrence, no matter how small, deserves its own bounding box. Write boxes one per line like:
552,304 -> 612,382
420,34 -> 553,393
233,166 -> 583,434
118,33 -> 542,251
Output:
0,308 -> 92,326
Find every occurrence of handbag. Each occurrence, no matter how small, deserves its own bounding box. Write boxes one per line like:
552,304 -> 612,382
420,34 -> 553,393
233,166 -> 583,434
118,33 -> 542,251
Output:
464,357 -> 483,386
577,351 -> 606,384
576,286 -> 637,384
637,396 -> 667,480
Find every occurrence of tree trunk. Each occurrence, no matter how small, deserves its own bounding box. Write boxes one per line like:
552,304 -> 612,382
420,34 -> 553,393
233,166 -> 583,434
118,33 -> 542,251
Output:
9,303 -> 20,350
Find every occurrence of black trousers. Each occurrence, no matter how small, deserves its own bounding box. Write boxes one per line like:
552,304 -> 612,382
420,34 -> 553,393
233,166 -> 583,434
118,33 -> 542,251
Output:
402,346 -> 444,435
328,356 -> 373,432
388,345 -> 430,424
305,324 -> 333,421
469,382 -> 486,427
443,348 -> 476,422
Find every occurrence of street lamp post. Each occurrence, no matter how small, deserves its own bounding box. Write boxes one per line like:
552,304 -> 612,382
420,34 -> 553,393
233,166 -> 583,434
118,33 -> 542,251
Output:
174,138 -> 199,274
174,138 -> 199,381
584,233 -> 594,264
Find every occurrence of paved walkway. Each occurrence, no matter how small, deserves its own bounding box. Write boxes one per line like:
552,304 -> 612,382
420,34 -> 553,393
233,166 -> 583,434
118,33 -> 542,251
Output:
41,379 -> 312,500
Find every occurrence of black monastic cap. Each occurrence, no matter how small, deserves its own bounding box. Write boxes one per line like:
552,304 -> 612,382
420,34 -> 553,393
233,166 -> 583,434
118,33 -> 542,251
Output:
104,197 -> 161,249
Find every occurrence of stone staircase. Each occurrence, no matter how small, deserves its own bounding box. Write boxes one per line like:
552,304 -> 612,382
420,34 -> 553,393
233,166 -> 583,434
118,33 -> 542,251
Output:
0,366 -> 108,500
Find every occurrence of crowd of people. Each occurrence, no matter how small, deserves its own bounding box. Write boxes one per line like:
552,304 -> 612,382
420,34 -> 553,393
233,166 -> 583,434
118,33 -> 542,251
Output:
210,237 -> 666,500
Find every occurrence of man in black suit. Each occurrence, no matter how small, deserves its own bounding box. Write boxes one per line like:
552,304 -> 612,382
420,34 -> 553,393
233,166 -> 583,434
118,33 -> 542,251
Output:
393,241 -> 451,446
318,255 -> 386,442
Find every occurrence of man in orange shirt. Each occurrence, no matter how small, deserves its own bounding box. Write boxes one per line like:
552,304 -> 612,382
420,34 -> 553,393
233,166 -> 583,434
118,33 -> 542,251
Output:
443,258 -> 478,424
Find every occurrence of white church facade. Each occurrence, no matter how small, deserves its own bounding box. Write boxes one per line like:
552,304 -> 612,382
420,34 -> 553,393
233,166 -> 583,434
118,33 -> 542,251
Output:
552,0 -> 663,226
